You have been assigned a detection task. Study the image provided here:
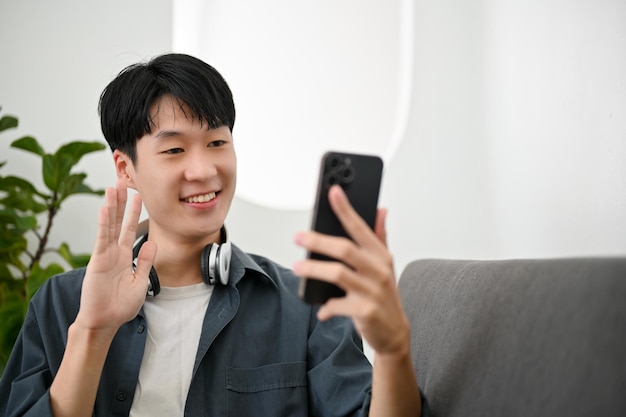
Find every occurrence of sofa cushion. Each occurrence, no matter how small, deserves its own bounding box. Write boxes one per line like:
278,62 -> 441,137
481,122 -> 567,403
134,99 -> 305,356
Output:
399,258 -> 626,417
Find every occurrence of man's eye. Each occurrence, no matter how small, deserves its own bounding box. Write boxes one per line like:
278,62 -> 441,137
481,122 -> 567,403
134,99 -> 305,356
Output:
164,148 -> 184,154
208,140 -> 226,148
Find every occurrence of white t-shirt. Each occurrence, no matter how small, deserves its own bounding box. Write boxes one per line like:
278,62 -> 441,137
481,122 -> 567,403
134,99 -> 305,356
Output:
129,283 -> 213,417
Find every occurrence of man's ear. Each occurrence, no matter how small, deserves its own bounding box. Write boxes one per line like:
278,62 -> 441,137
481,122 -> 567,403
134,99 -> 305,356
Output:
113,150 -> 137,189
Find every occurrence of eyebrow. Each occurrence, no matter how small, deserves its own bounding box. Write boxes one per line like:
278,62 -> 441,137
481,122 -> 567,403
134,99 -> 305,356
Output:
154,130 -> 182,139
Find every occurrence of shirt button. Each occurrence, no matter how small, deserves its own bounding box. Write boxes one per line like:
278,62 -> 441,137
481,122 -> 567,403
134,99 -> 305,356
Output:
116,391 -> 127,401
137,325 -> 145,334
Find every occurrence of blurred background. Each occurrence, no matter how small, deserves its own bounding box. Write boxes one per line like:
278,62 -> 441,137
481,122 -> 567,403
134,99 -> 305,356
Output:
1,0 -> 624,279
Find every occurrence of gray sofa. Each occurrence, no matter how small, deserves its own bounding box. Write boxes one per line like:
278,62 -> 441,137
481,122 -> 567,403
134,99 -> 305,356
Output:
398,257 -> 626,417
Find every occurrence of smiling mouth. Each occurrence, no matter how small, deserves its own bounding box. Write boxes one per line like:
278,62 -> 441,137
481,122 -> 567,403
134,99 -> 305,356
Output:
182,192 -> 217,203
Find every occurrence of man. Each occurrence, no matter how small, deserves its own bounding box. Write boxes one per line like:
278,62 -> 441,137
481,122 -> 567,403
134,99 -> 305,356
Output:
0,53 -> 421,416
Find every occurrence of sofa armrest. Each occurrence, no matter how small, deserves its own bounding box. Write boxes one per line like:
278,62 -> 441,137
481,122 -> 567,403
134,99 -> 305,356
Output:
399,258 -> 626,417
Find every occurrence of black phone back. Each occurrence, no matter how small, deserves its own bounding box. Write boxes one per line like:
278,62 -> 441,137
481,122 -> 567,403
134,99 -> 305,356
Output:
299,151 -> 383,304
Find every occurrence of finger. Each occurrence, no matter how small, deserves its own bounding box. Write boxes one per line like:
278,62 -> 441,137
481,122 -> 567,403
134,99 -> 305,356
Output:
374,208 -> 388,246
294,230 -> 363,272
93,186 -> 117,253
134,240 -> 157,283
315,275 -> 402,326
295,230 -> 391,282
318,293 -> 410,355
316,282 -> 392,323
93,197 -> 109,253
317,295 -> 372,322
119,193 -> 143,249
106,185 -> 118,244
327,185 -> 385,251
293,258 -> 372,296
113,179 -> 128,241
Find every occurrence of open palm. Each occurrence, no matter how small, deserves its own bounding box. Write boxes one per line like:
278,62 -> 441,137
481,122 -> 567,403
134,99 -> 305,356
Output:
75,181 -> 156,332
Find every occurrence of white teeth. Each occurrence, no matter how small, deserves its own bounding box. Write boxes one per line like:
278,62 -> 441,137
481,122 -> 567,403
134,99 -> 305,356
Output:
185,192 -> 216,203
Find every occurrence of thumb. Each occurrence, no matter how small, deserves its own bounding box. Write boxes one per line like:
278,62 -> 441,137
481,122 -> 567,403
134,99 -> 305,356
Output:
134,241 -> 157,282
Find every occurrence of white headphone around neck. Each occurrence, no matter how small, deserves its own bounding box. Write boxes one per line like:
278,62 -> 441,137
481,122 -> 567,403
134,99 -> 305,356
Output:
133,220 -> 232,296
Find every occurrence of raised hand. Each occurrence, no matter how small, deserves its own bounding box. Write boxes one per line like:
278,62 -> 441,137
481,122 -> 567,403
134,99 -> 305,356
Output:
74,180 -> 157,333
294,185 -> 410,356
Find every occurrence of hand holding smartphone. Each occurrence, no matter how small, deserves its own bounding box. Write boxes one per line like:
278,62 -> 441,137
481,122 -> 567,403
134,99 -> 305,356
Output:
298,151 -> 383,305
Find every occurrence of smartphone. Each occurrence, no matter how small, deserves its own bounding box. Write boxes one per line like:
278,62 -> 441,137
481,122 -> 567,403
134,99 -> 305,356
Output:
298,151 -> 384,305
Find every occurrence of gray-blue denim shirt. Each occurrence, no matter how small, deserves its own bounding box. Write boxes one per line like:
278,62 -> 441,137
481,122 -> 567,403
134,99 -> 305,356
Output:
0,244 -> 372,416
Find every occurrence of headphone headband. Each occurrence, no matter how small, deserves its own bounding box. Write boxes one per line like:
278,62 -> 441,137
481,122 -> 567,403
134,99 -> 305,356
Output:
132,224 -> 231,296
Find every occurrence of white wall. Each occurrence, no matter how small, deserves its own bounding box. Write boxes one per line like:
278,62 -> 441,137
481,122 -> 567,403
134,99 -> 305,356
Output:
0,0 -> 173,256
483,0 -> 626,259
2,0 -> 625,280
386,0 -> 626,272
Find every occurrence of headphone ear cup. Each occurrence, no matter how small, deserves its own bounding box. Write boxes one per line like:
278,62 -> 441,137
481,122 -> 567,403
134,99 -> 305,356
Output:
217,242 -> 231,286
201,242 -> 231,285
201,243 -> 219,285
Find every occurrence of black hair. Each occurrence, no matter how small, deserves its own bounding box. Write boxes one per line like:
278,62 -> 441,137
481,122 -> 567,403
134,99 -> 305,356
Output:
98,53 -> 235,162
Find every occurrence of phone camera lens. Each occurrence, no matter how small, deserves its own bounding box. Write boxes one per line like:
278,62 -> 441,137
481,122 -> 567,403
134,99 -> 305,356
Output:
325,154 -> 355,186
328,156 -> 342,169
341,165 -> 355,184
325,173 -> 339,186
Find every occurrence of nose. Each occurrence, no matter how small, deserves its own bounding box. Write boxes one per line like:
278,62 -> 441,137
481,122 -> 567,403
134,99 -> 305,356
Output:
183,150 -> 217,181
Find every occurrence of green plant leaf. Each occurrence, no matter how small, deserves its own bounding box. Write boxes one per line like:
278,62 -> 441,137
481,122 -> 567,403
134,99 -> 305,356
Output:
0,217 -> 30,273
0,290 -> 27,373
57,172 -> 105,202
58,242 -> 91,268
0,193 -> 48,214
0,263 -> 13,280
0,274 -> 24,298
0,115 -> 18,133
56,141 -> 106,165
0,117 -> 106,374
0,212 -> 37,231
0,175 -> 48,198
0,175 -> 49,213
0,209 -> 19,225
0,264 -> 23,289
74,182 -> 106,197
18,215 -> 38,230
57,172 -> 87,201
0,238 -> 28,273
11,136 -> 45,157
0,219 -> 31,245
42,154 -> 73,193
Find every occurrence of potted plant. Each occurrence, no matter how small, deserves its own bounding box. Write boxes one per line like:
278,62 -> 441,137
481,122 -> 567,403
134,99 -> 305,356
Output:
0,108 -> 106,375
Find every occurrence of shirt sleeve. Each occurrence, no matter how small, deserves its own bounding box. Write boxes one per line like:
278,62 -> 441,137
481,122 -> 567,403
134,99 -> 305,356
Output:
0,311 -> 56,417
305,311 -> 373,417
0,274 -> 80,417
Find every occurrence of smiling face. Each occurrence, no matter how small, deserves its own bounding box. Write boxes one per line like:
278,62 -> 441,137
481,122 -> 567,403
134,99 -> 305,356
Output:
115,95 -> 237,247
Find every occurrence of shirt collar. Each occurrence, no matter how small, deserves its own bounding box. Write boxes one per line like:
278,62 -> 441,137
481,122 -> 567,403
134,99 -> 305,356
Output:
228,243 -> 278,289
